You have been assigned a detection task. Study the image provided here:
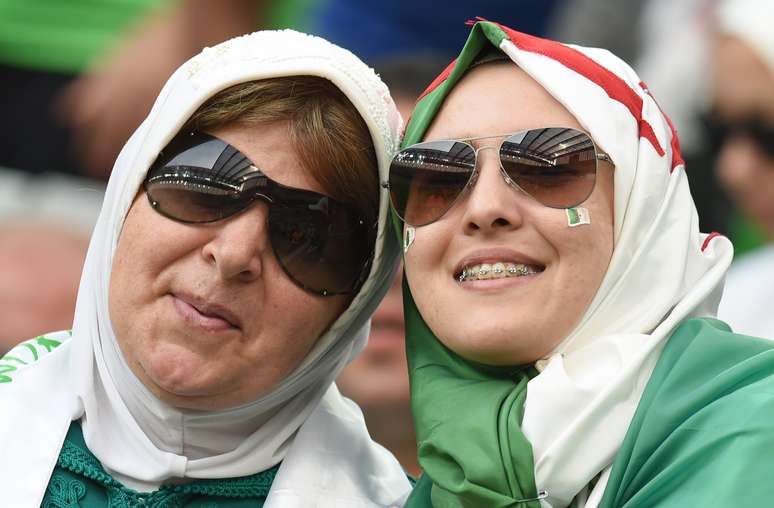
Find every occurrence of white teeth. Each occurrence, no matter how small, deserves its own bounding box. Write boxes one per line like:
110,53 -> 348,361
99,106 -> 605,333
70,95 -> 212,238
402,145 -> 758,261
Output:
458,262 -> 538,282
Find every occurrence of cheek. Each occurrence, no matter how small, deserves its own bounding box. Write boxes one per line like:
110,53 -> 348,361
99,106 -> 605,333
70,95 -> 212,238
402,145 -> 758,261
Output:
557,210 -> 614,302
403,225 -> 448,294
259,286 -> 349,358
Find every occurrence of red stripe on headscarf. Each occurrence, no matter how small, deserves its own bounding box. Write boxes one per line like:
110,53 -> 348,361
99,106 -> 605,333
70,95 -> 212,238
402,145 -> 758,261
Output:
701,232 -> 721,252
640,81 -> 685,171
495,23 -> 666,159
414,22 -> 676,168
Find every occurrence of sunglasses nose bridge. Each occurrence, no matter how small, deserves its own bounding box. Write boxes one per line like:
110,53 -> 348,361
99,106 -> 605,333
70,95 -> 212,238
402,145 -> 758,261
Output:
473,144 -> 521,194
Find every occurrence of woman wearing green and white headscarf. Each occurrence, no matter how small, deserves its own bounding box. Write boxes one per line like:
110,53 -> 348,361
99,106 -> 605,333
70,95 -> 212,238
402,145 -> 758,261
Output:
388,20 -> 774,507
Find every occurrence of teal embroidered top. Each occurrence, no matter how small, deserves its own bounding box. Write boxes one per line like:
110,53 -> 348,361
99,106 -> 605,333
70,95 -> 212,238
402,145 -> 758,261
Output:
42,421 -> 278,508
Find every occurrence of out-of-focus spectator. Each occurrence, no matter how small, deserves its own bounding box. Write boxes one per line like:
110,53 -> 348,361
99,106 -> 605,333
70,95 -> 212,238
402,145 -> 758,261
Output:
713,0 -> 774,338
0,224 -> 87,354
0,0 -> 172,178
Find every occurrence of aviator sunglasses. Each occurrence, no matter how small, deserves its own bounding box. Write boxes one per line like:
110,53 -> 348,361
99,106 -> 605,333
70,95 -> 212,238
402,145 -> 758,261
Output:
387,127 -> 612,227
143,131 -> 373,296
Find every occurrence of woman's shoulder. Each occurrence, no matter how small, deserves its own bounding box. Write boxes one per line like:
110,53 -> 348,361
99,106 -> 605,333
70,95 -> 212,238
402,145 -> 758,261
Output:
0,330 -> 71,384
601,317 -> 774,507
0,331 -> 77,506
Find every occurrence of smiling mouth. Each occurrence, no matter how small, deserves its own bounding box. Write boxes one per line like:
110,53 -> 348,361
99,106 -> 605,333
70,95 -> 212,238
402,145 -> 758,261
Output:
455,262 -> 544,283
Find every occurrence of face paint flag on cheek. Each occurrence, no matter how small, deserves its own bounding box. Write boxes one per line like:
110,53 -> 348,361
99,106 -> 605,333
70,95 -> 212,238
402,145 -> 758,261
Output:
566,207 -> 591,227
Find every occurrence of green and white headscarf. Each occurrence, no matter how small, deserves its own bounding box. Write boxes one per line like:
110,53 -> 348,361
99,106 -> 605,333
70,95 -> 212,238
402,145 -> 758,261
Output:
398,21 -> 732,508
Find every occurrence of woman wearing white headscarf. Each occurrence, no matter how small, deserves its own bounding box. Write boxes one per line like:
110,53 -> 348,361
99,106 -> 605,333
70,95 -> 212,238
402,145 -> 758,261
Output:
0,30 -> 412,506
386,20 -> 774,507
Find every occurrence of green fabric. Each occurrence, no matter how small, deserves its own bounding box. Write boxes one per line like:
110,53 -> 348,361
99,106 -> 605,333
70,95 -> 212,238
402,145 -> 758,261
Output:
0,333 -> 66,383
599,318 -> 774,507
42,421 -> 277,507
398,21 -> 542,508
0,0 -> 171,73
728,212 -> 767,256
265,0 -> 319,32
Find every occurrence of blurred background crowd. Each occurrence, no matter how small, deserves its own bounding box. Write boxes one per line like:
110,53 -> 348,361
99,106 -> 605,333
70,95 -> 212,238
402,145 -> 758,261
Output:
1,0 -> 772,476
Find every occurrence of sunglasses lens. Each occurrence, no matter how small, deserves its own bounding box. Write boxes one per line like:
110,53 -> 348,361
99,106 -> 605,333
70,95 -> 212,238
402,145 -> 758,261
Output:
500,128 -> 597,208
146,183 -> 253,223
269,192 -> 371,295
389,140 -> 475,226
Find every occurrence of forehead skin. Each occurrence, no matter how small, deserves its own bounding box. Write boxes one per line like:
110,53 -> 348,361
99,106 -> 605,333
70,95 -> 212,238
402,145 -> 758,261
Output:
424,61 -> 585,142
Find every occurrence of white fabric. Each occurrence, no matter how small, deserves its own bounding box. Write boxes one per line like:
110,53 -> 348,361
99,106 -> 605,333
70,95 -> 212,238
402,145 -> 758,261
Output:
497,38 -> 733,507
0,29 -> 411,507
718,244 -> 774,338
716,0 -> 774,76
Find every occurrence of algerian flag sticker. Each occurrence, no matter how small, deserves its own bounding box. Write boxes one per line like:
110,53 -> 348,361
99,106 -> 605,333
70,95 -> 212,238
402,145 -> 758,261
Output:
566,207 -> 591,227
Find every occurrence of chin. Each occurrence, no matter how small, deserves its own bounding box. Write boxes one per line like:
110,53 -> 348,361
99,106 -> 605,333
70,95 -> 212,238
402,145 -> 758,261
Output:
441,327 -> 550,367
140,348 -> 222,398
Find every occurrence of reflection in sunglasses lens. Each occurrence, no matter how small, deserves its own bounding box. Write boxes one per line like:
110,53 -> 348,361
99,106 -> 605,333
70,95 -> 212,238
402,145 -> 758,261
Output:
500,129 -> 597,209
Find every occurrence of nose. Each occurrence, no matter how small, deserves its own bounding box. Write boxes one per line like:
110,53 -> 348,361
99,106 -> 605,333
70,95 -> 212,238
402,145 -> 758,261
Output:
200,202 -> 270,282
460,146 -> 525,234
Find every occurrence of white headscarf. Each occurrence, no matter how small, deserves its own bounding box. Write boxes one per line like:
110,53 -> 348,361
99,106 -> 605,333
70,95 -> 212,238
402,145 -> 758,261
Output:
65,29 -> 409,504
479,25 -> 734,507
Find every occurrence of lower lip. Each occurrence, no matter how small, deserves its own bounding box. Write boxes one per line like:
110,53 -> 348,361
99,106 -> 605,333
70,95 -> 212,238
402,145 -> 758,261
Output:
457,273 -> 540,290
172,296 -> 236,333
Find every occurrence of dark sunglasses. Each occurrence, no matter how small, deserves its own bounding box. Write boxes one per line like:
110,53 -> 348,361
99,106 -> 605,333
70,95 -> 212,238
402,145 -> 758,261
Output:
387,127 -> 612,227
143,131 -> 373,296
701,112 -> 774,158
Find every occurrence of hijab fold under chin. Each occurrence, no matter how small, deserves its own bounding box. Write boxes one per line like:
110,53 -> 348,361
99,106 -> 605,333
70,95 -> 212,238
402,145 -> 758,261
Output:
400,21 -> 732,508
